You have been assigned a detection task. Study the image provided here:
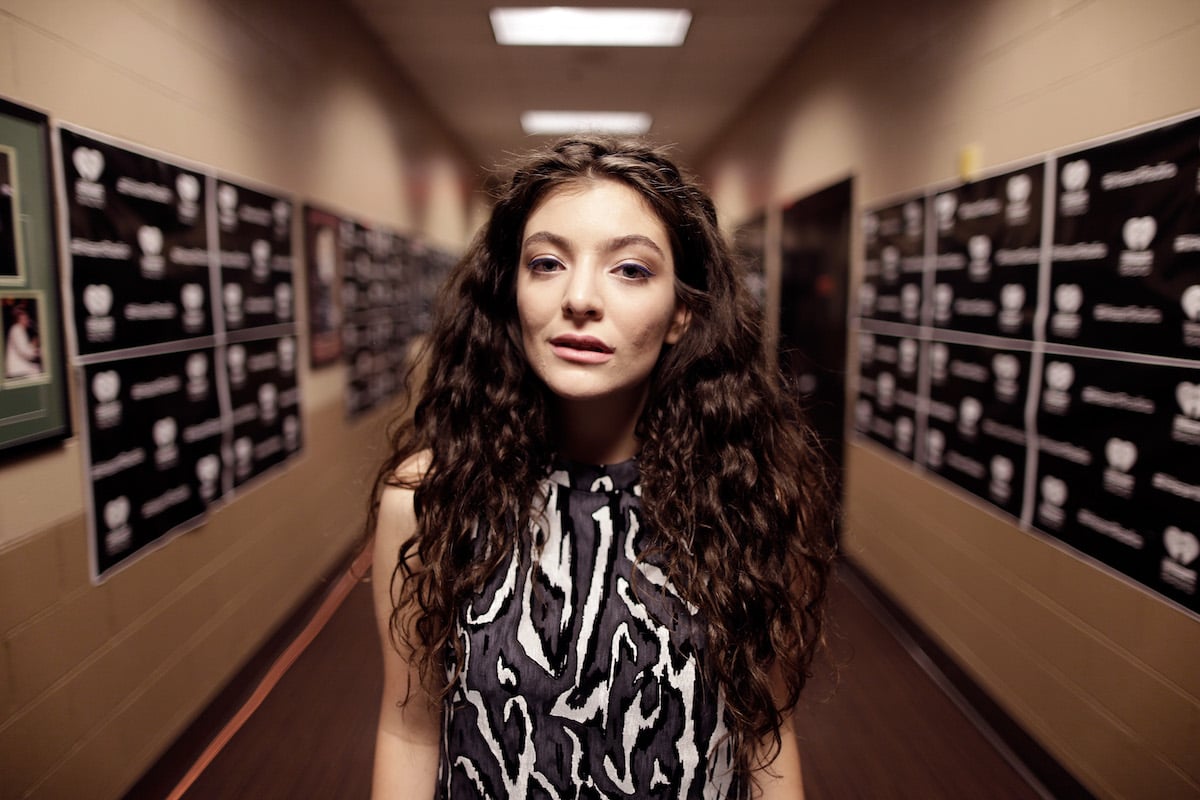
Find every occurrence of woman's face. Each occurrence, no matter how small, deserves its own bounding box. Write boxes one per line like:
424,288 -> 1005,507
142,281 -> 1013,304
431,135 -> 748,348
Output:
516,179 -> 689,408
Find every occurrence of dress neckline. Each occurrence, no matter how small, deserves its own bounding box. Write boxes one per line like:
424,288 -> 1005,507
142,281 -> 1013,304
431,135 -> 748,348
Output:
548,456 -> 640,493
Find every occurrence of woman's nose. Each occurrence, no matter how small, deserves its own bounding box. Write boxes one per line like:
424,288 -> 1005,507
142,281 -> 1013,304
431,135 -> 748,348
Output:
562,267 -> 602,319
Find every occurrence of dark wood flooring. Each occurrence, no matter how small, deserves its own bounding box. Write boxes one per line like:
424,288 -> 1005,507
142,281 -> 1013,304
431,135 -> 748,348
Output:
133,567 -> 1049,799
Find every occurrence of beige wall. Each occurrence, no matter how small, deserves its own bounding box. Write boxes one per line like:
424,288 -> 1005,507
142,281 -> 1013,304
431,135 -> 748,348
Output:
700,0 -> 1200,797
0,1 -> 482,797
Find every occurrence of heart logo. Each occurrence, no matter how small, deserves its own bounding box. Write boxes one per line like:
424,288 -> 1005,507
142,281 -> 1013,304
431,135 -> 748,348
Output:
863,213 -> 879,238
934,283 -> 953,310
92,370 -> 120,402
181,283 -> 204,310
224,283 -> 243,307
1045,361 -> 1075,391
935,193 -> 957,222
1122,216 -> 1156,251
1177,382 -> 1200,417
73,147 -> 105,182
278,337 -> 296,366
196,454 -> 220,482
969,235 -> 991,261
904,201 -> 922,224
859,332 -> 875,360
138,225 -> 163,255
258,382 -> 278,409
153,417 -> 177,447
186,353 -> 208,379
1001,283 -> 1025,310
896,416 -> 913,441
1104,438 -> 1137,472
1041,475 -> 1067,506
104,496 -> 131,529
991,455 -> 1013,482
899,338 -> 917,366
1164,526 -> 1199,565
855,399 -> 873,427
235,436 -> 253,460
227,344 -> 245,371
992,353 -> 1020,380
927,429 -> 945,453
1055,283 -> 1083,313
877,372 -> 895,400
252,239 -> 271,265
176,173 -> 200,202
859,283 -> 877,312
218,184 -> 238,211
273,200 -> 291,226
931,343 -> 949,370
959,396 -> 983,424
1061,160 -> 1090,192
1182,285 -> 1200,321
275,283 -> 293,317
882,245 -> 899,274
83,284 -> 113,316
1007,174 -> 1032,203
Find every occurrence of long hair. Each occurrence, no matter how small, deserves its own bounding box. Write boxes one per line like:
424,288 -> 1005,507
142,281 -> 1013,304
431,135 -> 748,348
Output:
369,135 -> 837,786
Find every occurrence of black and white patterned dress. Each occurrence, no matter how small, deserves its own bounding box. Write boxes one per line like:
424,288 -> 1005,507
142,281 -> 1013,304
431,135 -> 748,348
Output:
437,458 -> 744,799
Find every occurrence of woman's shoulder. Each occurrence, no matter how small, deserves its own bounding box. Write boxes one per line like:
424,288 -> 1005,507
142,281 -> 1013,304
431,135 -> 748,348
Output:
391,449 -> 432,487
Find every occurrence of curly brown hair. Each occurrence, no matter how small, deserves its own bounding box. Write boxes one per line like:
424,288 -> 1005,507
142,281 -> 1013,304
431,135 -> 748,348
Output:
369,135 -> 837,787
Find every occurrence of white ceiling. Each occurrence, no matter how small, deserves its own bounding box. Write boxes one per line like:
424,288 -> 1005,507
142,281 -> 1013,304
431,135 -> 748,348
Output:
344,0 -> 835,170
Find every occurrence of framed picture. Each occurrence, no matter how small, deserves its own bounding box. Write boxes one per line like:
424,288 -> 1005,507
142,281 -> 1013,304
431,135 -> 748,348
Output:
0,97 -> 70,457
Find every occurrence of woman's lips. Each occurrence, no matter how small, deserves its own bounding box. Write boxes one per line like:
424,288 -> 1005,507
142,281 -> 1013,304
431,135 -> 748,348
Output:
550,334 -> 614,364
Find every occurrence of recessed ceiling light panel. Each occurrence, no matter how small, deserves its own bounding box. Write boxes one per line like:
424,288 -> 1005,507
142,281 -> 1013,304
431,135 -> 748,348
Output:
520,111 -> 653,135
491,7 -> 692,47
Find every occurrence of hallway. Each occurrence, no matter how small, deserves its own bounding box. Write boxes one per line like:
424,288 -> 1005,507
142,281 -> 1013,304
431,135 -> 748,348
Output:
128,563 -> 1051,799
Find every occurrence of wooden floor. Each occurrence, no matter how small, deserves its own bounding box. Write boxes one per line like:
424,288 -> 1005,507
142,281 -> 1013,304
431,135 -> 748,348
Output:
130,566 -> 1050,799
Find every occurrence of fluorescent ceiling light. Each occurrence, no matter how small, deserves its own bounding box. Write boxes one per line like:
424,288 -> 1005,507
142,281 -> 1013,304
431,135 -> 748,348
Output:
491,7 -> 691,47
521,111 -> 653,135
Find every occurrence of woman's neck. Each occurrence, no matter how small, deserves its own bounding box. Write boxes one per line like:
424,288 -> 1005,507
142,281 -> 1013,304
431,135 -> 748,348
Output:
553,390 -> 646,465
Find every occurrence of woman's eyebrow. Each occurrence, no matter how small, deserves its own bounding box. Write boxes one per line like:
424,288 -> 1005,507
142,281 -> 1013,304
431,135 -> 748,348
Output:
603,234 -> 665,258
521,231 -> 571,252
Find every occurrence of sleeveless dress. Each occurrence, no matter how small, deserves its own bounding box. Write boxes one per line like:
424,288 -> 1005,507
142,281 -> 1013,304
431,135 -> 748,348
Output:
436,458 -> 744,799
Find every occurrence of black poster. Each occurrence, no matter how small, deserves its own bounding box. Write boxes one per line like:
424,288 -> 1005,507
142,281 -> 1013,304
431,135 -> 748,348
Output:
853,331 -> 921,457
1049,115 -> 1200,359
860,196 -> 926,325
61,129 -> 212,355
924,341 -> 1031,518
84,347 -> 221,576
1033,354 -> 1199,612
932,164 -> 1043,339
216,179 -> 294,332
226,334 -> 302,487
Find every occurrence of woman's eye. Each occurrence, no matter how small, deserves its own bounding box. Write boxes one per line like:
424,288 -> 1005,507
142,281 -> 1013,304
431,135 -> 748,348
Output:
528,257 -> 562,273
616,262 -> 653,280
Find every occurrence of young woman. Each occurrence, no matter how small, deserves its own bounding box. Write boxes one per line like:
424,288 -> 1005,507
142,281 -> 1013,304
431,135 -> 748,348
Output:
369,137 -> 836,799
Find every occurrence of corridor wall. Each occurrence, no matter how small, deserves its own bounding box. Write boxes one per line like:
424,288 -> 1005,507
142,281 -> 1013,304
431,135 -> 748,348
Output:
0,1 -> 482,798
701,0 -> 1200,797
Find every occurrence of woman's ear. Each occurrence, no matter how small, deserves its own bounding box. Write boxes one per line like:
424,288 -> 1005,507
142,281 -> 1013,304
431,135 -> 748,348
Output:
665,301 -> 691,345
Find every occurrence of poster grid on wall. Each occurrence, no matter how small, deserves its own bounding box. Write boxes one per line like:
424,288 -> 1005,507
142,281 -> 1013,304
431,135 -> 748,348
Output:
55,123 -> 304,581
852,109 -> 1200,617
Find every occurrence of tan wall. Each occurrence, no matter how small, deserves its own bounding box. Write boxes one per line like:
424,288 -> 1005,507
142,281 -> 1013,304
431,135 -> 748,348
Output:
699,0 -> 1200,797
0,1 -> 482,797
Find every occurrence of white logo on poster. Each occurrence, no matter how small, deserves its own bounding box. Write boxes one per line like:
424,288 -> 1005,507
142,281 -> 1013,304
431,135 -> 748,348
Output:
1122,216 -> 1156,251
74,147 -> 105,182
989,455 -> 1014,503
102,496 -> 133,555
275,282 -> 293,320
900,283 -> 921,322
863,213 -> 879,241
968,235 -> 992,281
138,225 -> 166,279
898,338 -> 918,377
895,416 -> 914,453
935,193 -> 957,231
1051,283 -> 1083,338
227,344 -> 247,387
153,416 -> 179,469
930,342 -> 949,383
957,396 -> 982,438
903,201 -> 922,237
234,436 -> 253,479
881,245 -> 900,282
176,173 -> 200,203
1006,174 -> 1032,224
992,353 -> 1021,403
197,454 -> 221,501
859,332 -> 876,365
83,284 -> 114,316
1165,527 -> 1199,566
859,283 -> 877,316
218,184 -> 238,212
251,239 -> 271,282
926,429 -> 945,468
933,283 -> 953,324
186,352 -> 209,400
223,283 -> 244,326
1105,438 -> 1137,472
258,383 -> 278,425
1042,361 -> 1074,415
876,372 -> 895,410
181,283 -> 205,332
1041,475 -> 1067,506
998,283 -> 1025,333
284,414 -> 300,451
278,337 -> 297,374
1177,382 -> 1200,418
1060,160 -> 1090,216
855,398 -> 873,430
92,370 -> 121,403
1181,285 -> 1200,321
273,200 -> 291,231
